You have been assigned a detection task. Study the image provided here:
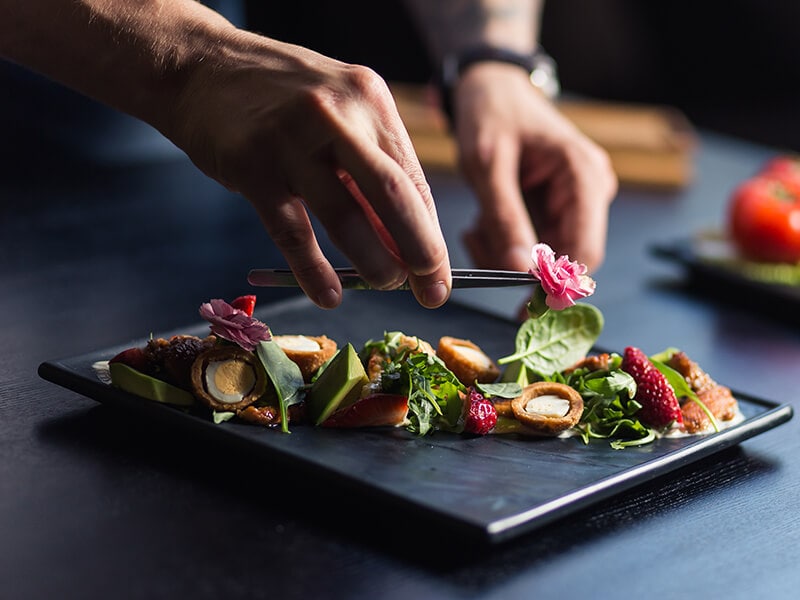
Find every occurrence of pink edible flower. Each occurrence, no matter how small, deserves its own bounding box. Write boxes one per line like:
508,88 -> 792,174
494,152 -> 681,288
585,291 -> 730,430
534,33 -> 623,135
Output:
528,243 -> 596,311
199,299 -> 272,352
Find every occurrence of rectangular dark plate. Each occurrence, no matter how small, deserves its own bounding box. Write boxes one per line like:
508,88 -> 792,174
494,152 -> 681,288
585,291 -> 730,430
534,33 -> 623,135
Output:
651,237 -> 800,323
38,292 -> 793,544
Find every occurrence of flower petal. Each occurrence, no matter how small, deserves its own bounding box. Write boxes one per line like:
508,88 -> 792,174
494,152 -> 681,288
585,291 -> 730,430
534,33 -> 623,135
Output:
199,299 -> 272,351
528,243 -> 595,311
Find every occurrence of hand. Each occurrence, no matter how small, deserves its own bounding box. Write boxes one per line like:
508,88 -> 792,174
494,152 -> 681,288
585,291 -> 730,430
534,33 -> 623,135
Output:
166,32 -> 451,310
452,62 -> 617,274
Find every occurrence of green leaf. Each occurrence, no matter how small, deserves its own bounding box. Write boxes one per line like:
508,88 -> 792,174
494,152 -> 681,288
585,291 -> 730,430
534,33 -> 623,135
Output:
256,340 -> 306,433
476,381 -> 523,399
583,370 -> 636,400
560,357 -> 655,449
366,331 -> 466,436
497,303 -> 604,376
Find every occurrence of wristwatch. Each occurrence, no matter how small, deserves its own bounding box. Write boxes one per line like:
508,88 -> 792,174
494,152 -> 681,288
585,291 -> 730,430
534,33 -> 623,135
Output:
437,44 -> 560,122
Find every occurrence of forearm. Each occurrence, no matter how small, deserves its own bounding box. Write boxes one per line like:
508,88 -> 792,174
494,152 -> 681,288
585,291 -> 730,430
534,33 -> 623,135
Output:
402,0 -> 542,60
0,0 -> 237,132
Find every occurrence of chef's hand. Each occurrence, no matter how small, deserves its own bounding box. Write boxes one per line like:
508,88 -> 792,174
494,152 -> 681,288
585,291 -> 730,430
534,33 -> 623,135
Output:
167,32 -> 451,310
453,62 -> 618,274
2,1 -> 452,311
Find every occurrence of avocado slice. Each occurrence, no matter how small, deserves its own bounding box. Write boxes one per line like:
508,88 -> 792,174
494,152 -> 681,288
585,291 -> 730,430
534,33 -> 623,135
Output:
109,361 -> 195,407
306,343 -> 368,425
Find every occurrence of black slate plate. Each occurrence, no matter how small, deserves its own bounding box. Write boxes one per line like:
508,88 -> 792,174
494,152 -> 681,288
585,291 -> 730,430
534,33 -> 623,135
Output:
651,236 -> 800,323
38,292 -> 793,544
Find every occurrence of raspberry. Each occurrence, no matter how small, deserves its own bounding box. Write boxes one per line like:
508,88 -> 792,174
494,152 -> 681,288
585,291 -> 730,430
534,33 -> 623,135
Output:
622,347 -> 683,428
463,387 -> 497,435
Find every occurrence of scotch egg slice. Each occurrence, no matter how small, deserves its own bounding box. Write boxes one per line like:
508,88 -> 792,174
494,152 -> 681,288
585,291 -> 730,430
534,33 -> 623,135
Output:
190,346 -> 267,412
510,381 -> 584,435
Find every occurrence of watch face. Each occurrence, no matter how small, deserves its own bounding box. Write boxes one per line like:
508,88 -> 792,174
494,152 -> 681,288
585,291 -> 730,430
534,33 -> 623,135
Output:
530,52 -> 560,99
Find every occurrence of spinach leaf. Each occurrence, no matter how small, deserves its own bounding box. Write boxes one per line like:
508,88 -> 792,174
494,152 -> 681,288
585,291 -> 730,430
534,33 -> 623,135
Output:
498,304 -> 604,376
256,340 -> 305,433
549,357 -> 655,449
477,381 -> 523,399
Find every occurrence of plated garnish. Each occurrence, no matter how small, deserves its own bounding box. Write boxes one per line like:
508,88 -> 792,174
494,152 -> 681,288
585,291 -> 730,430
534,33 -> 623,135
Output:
102,245 -> 741,448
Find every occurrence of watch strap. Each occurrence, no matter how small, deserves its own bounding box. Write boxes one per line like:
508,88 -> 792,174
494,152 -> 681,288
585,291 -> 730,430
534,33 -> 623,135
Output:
437,44 -> 560,123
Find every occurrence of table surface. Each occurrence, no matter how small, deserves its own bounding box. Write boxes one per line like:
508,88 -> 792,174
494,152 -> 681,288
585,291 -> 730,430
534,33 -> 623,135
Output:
2,131 -> 799,600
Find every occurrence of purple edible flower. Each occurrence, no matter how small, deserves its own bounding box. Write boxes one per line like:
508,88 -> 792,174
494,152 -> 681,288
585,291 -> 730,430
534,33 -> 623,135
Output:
199,299 -> 272,352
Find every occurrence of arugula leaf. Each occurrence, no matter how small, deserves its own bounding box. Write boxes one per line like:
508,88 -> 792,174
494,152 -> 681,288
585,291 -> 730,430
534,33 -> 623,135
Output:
497,304 -> 604,376
366,332 -> 466,435
256,340 -> 305,433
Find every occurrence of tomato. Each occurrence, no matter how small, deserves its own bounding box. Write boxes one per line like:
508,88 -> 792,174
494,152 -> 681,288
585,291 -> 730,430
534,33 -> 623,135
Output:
759,155 -> 800,188
728,176 -> 800,263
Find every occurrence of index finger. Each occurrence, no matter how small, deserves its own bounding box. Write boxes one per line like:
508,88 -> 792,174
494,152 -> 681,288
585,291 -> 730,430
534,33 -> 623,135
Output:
330,109 -> 451,306
334,132 -> 448,275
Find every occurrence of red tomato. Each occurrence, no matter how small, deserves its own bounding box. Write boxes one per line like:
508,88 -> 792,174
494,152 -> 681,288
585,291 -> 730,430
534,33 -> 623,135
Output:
729,176 -> 800,263
760,155 -> 800,188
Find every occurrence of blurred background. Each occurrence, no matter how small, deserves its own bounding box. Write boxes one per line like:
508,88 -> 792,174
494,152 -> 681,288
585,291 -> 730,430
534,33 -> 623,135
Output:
2,0 -> 798,178
247,0 -> 800,154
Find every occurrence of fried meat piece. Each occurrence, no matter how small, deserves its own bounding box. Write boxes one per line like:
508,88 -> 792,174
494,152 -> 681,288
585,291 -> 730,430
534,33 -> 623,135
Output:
564,353 -> 611,374
667,351 -> 738,433
145,334 -> 217,390
365,334 -> 435,382
238,399 -> 308,427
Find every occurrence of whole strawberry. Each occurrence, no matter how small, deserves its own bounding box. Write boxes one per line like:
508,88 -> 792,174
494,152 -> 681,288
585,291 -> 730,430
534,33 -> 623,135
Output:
622,347 -> 683,428
463,387 -> 497,435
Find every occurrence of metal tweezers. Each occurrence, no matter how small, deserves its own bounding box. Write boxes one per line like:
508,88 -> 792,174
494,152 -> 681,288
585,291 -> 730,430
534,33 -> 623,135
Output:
247,268 -> 538,290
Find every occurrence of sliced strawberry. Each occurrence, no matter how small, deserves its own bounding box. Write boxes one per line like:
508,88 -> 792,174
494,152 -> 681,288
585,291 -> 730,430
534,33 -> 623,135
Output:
622,347 -> 683,428
322,393 -> 409,428
109,347 -> 151,374
230,294 -> 257,316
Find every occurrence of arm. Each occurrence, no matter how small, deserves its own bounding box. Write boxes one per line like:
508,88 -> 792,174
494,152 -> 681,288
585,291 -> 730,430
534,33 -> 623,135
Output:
404,0 -> 539,59
404,0 -> 617,273
0,0 -> 452,309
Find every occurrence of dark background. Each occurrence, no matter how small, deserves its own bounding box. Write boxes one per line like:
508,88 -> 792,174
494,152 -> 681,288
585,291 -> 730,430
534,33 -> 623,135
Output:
246,0 -> 800,153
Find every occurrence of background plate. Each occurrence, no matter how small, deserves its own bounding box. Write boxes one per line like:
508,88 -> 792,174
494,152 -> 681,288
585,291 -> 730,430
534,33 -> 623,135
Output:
38,292 -> 793,544
651,237 -> 800,324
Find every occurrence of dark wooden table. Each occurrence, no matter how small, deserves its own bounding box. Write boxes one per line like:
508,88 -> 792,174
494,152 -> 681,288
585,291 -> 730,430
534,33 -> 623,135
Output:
2,131 -> 798,599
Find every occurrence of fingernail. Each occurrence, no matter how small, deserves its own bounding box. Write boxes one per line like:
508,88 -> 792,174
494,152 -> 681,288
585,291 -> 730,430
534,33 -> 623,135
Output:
316,288 -> 340,309
421,281 -> 449,308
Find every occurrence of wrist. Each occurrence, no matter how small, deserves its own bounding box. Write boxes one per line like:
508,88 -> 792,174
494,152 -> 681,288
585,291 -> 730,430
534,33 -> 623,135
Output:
436,44 -> 560,123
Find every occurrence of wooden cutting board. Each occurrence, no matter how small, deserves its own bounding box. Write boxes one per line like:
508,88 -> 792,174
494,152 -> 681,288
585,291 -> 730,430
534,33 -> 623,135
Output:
390,83 -> 697,189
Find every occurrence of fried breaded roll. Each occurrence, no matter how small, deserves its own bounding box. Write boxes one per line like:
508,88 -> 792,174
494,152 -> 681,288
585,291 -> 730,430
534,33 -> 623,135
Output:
272,334 -> 337,382
436,336 -> 500,386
